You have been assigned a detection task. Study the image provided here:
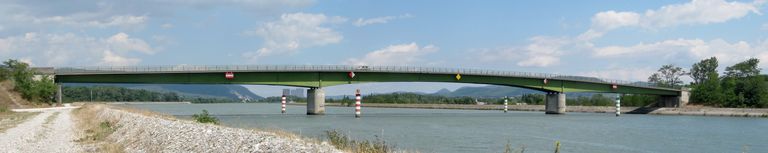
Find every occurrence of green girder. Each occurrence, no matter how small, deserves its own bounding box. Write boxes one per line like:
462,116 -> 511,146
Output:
55,72 -> 681,96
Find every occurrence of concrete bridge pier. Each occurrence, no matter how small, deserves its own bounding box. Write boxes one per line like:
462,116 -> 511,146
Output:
307,88 -> 325,115
545,92 -> 566,114
56,84 -> 62,106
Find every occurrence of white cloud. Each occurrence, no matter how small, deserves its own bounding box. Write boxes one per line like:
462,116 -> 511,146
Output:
580,0 -> 764,40
762,23 -> 768,31
0,12 -> 149,30
354,14 -> 413,27
86,15 -> 147,28
579,11 -> 640,40
344,43 -> 438,66
106,33 -> 154,54
516,36 -> 574,67
593,38 -> 768,68
642,0 -> 761,28
101,50 -> 141,65
579,68 -> 657,82
0,32 -> 154,66
243,12 -> 346,61
0,0 -> 314,32
473,36 -> 579,67
161,23 -> 174,29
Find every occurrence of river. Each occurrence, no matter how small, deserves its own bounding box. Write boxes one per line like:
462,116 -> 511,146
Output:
123,103 -> 767,153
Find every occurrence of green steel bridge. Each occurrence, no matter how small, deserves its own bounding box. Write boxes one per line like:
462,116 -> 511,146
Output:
50,65 -> 689,115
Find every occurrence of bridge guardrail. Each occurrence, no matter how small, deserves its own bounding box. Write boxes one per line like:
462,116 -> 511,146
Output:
55,65 -> 678,90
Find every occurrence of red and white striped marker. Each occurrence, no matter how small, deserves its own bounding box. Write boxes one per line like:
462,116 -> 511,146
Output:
355,89 -> 361,118
281,95 -> 286,114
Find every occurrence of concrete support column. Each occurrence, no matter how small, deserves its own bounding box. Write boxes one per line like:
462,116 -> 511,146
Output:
56,84 -> 62,107
307,88 -> 325,115
545,92 -> 566,114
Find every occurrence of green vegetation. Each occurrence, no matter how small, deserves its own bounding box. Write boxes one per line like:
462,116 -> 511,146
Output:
73,105 -> 124,152
685,57 -> 768,108
192,109 -> 219,125
328,96 -> 356,106
64,86 -> 238,103
64,86 -> 181,102
325,130 -> 393,153
257,95 -> 306,103
0,59 -> 56,104
648,64 -> 687,88
77,121 -> 117,142
0,103 -> 8,113
328,92 -> 653,107
358,93 -> 477,104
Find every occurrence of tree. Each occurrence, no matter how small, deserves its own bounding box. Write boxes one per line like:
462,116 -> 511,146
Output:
648,64 -> 686,87
690,57 -> 718,84
720,58 -> 767,108
725,58 -> 760,78
688,57 -> 724,105
691,72 -> 724,105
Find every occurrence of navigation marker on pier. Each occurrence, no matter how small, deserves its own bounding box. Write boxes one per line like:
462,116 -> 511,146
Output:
503,96 -> 508,113
281,95 -> 287,114
355,89 -> 362,118
615,94 -> 621,117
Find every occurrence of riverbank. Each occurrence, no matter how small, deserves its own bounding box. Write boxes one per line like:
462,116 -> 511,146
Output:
300,103 -> 768,117
79,104 -> 342,152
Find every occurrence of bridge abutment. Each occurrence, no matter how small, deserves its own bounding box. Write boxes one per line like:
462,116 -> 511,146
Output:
656,88 -> 689,107
307,88 -> 325,115
545,92 -> 566,114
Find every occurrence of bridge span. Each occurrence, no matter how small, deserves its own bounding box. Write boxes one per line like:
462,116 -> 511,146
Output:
50,65 -> 688,115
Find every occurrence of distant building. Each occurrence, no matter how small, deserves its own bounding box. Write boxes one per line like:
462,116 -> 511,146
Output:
282,89 -> 291,96
291,88 -> 305,98
282,88 -> 306,98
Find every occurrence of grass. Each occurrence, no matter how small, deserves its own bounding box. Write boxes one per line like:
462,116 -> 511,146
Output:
325,130 -> 394,153
73,104 -> 124,153
0,111 -> 38,133
503,140 -> 527,153
0,103 -> 8,113
192,109 -> 219,125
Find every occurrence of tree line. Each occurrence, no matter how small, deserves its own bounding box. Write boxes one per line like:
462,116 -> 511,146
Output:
63,86 -> 238,103
649,57 -> 768,108
323,92 -> 656,107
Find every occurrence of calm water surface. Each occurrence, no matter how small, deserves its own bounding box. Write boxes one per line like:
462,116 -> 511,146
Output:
124,103 -> 767,153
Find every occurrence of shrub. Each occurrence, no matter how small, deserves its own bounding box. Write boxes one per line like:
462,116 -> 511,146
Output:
192,109 -> 219,125
0,103 -> 8,113
325,130 -> 393,153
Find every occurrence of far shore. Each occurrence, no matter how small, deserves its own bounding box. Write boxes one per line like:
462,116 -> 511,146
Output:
290,102 -> 768,117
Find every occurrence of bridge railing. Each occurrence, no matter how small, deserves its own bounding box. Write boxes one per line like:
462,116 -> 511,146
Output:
55,65 -> 675,90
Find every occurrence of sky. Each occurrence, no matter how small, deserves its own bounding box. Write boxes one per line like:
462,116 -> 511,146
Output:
1,0 -> 767,96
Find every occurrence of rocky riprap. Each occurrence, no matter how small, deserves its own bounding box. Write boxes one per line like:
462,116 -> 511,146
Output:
95,107 -> 342,153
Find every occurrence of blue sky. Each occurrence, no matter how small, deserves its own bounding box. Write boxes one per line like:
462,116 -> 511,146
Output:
1,0 -> 767,96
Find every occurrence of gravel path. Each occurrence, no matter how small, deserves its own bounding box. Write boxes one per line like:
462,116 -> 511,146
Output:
0,108 -> 84,153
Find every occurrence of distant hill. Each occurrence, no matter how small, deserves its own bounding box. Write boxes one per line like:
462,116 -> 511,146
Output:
431,86 -> 542,98
64,83 -> 263,100
431,85 -> 612,98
